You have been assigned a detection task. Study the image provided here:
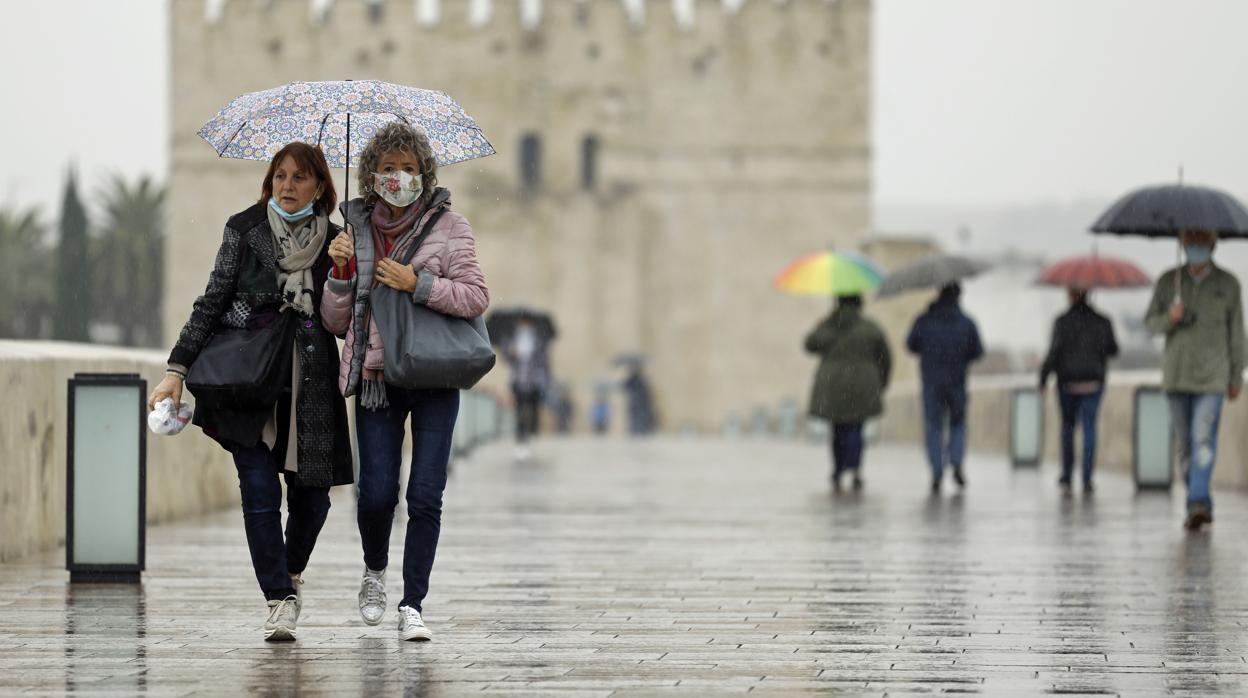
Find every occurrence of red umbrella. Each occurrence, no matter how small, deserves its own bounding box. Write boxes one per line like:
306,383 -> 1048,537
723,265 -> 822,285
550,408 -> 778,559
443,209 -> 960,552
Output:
1036,255 -> 1152,289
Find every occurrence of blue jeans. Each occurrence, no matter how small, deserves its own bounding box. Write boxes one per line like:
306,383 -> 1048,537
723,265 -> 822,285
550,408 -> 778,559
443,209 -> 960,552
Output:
1058,389 -> 1103,485
922,381 -> 967,480
831,422 -> 864,477
1167,392 -> 1223,514
356,386 -> 459,611
231,443 -> 331,601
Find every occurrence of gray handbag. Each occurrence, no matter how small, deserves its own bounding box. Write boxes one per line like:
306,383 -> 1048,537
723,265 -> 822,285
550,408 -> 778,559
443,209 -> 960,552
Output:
369,210 -> 496,390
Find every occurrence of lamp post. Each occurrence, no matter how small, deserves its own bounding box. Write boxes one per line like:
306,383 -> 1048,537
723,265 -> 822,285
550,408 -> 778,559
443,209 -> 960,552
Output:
1010,386 -> 1045,467
1133,386 -> 1173,489
66,373 -> 146,583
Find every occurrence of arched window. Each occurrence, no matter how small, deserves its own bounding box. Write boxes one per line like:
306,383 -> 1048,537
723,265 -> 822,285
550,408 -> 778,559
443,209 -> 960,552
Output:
581,134 -> 599,190
520,133 -> 542,190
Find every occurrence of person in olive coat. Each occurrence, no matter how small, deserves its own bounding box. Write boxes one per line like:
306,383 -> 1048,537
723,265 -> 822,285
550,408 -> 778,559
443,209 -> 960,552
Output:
805,295 -> 892,491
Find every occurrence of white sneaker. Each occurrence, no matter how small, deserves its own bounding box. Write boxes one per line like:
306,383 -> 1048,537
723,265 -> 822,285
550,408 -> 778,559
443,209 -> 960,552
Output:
398,605 -> 433,642
290,573 -> 304,604
358,567 -> 386,626
264,595 -> 299,641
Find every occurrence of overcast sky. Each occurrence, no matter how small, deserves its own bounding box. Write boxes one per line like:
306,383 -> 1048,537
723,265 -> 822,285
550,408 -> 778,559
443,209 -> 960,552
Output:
3,0 -> 1248,223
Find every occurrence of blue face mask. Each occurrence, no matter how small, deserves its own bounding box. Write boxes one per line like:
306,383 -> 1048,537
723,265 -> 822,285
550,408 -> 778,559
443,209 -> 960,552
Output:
268,196 -> 316,222
1185,244 -> 1213,266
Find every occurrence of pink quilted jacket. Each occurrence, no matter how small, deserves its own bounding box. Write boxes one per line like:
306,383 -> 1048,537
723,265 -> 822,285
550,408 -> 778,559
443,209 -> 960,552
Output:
320,202 -> 489,396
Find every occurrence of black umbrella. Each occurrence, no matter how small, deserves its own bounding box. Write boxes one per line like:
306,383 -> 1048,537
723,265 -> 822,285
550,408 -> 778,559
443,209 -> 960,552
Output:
485,307 -> 557,346
1091,182 -> 1248,297
1090,183 -> 1248,238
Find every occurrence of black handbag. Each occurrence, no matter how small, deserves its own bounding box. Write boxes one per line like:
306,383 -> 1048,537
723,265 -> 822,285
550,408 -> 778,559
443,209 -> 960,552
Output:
370,210 -> 496,390
185,311 -> 296,410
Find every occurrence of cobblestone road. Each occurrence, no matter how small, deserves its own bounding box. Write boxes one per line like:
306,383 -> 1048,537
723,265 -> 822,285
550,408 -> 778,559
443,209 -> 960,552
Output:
3,438 -> 1247,696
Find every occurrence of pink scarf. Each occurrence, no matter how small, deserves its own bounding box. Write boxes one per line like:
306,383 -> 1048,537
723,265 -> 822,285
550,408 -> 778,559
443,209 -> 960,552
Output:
360,202 -> 424,409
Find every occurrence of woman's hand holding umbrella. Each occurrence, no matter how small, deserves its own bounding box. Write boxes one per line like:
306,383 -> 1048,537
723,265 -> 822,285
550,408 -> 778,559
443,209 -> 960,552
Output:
328,225 -> 355,275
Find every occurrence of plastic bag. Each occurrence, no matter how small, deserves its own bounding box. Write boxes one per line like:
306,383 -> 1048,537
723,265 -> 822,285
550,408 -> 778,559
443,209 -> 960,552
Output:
147,398 -> 194,436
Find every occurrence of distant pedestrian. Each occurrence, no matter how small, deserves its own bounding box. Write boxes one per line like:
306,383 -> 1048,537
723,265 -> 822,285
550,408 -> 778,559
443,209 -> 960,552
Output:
623,365 -> 656,435
548,382 -> 575,434
804,294 -> 891,491
906,283 -> 984,494
501,319 -> 551,458
1144,230 -> 1244,532
1040,288 -> 1119,495
148,142 -> 353,642
591,383 -> 611,435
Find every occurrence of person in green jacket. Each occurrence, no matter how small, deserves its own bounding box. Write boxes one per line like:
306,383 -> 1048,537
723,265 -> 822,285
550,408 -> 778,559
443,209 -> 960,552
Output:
805,295 -> 892,491
1144,230 -> 1245,531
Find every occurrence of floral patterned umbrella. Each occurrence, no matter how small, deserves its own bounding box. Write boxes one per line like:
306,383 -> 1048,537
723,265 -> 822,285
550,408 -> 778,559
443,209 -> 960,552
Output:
197,80 -> 495,171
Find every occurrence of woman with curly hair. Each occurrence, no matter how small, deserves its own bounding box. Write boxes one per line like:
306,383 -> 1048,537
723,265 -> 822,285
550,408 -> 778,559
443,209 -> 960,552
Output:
321,122 -> 489,641
149,142 -> 353,641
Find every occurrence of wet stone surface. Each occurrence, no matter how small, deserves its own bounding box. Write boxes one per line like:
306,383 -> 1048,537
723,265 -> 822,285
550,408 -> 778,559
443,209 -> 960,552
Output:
2,438 -> 1247,696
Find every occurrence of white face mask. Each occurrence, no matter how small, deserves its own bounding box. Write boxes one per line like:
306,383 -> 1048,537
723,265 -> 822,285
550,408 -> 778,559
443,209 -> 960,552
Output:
372,170 -> 422,208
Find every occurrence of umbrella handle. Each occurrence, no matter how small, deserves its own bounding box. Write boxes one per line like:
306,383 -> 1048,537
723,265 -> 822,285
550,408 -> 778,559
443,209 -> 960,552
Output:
344,112 -> 351,231
1173,235 -> 1182,305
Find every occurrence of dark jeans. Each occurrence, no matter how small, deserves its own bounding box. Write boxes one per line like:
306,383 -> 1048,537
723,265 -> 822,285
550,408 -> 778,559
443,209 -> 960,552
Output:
356,386 -> 459,611
921,381 -> 967,480
830,422 -> 864,477
1058,388 -> 1103,485
231,443 -> 331,601
514,387 -> 542,443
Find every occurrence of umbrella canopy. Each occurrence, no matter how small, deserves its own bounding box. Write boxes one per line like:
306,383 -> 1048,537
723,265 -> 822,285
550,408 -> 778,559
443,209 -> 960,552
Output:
485,307 -> 557,346
198,80 -> 495,169
1036,255 -> 1152,289
876,254 -> 989,298
773,251 -> 884,296
1090,184 -> 1248,238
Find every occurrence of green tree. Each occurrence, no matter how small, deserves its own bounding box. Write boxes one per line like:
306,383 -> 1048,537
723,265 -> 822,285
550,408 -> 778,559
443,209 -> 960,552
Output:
53,170 -> 91,342
93,175 -> 166,346
0,208 -> 53,338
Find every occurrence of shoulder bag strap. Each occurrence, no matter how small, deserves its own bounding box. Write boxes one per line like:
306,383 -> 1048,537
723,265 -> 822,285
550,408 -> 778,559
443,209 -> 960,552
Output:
396,208 -> 449,266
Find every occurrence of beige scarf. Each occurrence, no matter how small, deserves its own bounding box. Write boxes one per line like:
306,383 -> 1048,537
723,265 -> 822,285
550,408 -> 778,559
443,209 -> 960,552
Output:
262,207 -> 329,473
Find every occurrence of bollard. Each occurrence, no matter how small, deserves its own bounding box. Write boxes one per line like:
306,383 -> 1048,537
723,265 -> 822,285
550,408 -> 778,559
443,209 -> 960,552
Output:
1133,386 -> 1172,489
1010,387 -> 1044,467
66,373 -> 147,583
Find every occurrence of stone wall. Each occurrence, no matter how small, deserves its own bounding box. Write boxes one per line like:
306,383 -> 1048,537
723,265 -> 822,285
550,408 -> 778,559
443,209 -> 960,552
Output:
878,370 -> 1248,489
169,0 -> 872,433
0,341 -> 238,562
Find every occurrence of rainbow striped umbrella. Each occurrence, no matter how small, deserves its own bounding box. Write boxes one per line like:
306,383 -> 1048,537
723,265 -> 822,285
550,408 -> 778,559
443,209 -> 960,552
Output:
773,251 -> 884,296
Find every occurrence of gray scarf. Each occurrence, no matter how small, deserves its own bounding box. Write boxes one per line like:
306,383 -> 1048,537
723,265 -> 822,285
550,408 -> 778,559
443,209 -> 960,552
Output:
267,206 -> 329,317
263,206 -> 328,475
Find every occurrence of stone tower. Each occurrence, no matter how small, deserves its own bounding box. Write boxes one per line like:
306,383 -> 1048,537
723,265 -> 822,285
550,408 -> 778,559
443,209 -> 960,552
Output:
169,0 -> 871,432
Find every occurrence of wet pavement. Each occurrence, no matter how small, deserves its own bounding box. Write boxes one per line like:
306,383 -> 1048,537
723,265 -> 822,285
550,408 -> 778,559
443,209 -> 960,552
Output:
2,437 -> 1247,696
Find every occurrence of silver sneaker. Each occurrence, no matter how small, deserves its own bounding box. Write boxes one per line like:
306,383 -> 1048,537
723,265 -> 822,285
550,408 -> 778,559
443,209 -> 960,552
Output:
264,595 -> 299,642
398,605 -> 433,642
358,567 -> 386,626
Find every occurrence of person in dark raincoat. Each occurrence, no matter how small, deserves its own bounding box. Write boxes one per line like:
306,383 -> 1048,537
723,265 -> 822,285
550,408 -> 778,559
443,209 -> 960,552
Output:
805,294 -> 892,491
906,283 -> 984,494
1039,287 -> 1119,495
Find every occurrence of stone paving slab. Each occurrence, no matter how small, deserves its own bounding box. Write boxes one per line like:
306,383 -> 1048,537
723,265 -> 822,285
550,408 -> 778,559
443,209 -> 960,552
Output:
2,437 -> 1247,696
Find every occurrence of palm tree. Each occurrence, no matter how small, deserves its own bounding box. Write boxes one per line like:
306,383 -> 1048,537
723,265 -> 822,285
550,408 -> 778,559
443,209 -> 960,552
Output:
93,175 -> 167,346
0,207 -> 52,338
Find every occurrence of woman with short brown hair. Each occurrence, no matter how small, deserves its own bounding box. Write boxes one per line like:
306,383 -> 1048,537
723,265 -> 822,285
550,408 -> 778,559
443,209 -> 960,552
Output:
322,122 -> 489,641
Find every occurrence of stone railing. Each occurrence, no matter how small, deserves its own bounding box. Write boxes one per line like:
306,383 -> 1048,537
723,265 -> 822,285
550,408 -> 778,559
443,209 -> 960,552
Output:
877,370 -> 1248,490
0,341 -> 509,562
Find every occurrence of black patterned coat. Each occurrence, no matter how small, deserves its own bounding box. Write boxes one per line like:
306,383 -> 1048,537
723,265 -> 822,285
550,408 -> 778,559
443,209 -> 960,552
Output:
168,202 -> 353,488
